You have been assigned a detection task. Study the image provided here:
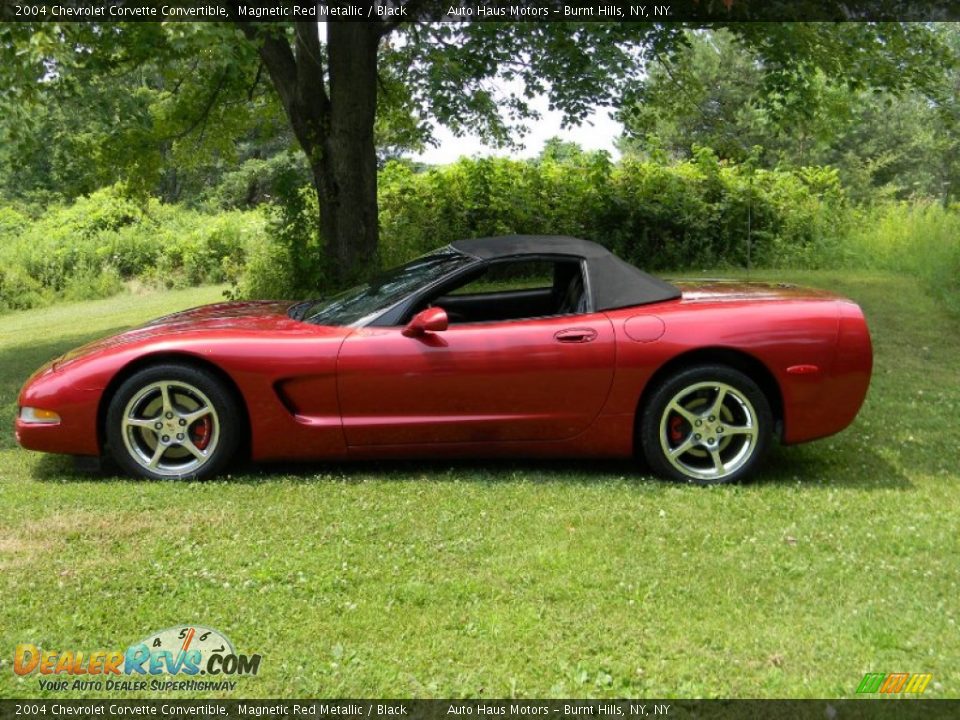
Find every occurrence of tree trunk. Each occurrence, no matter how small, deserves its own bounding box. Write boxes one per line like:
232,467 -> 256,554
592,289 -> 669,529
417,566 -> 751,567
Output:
319,22 -> 381,285
239,17 -> 382,287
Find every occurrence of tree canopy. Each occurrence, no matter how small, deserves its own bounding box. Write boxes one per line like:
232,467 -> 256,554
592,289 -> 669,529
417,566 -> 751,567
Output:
618,25 -> 960,203
0,19 -> 953,281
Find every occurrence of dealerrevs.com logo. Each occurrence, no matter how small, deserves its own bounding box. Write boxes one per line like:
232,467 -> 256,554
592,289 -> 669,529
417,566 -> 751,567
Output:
856,672 -> 933,695
14,626 -> 261,692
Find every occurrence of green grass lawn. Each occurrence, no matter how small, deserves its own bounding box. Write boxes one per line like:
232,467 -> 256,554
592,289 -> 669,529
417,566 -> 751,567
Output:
0,274 -> 957,699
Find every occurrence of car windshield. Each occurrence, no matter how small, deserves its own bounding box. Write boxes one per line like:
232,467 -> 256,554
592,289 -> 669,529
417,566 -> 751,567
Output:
290,246 -> 475,326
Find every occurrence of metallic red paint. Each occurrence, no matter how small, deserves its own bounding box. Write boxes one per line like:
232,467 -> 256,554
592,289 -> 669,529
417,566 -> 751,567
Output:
402,306 -> 449,337
337,313 -> 616,445
14,280 -> 872,466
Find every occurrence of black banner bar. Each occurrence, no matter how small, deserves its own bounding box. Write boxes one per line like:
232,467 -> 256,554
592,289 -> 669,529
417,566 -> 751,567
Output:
3,0 -> 960,23
1,701 -> 959,720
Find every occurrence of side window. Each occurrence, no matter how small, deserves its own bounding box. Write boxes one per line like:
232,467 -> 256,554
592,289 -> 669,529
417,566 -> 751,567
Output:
448,259 -> 557,296
427,257 -> 587,324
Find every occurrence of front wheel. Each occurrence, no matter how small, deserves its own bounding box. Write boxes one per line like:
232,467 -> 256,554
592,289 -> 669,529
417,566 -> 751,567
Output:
106,364 -> 241,480
640,364 -> 773,485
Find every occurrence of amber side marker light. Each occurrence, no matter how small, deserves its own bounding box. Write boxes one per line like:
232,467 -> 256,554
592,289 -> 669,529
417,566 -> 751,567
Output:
19,407 -> 61,425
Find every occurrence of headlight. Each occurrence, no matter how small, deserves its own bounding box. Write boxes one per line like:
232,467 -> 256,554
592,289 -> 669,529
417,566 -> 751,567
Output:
18,407 -> 61,425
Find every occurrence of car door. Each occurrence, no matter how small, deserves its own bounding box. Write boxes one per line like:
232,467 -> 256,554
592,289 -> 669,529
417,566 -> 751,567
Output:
336,312 -> 616,446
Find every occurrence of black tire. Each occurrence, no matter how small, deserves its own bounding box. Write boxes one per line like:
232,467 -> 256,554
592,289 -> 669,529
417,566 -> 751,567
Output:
106,363 -> 241,480
640,364 -> 773,485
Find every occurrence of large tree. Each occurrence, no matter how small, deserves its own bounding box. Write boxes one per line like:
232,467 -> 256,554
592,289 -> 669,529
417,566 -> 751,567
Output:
0,16 -> 949,282
618,26 -> 960,203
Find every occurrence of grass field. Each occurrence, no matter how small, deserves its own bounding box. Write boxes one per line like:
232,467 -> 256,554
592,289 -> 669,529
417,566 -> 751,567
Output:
0,273 -> 957,699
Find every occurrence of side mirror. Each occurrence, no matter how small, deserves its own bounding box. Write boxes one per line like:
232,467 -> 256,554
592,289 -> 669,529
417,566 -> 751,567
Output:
402,307 -> 448,337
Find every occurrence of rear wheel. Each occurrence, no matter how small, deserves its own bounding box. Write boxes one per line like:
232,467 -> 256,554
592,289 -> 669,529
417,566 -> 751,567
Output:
640,364 -> 772,484
106,364 -> 240,480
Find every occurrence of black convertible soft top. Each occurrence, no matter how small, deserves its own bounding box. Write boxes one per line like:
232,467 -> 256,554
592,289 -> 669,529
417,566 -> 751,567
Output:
450,235 -> 681,310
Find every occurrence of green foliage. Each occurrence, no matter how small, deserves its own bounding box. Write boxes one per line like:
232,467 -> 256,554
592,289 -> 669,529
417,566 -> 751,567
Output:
377,150 -> 617,268
620,27 -> 960,205
230,166 -> 325,301
203,152 -> 311,211
839,202 -> 960,314
0,265 -> 47,312
0,22 -> 425,208
4,152 -> 958,319
377,149 -> 847,272
256,147 -> 955,314
0,205 -> 30,237
0,23 -> 298,207
1,21 -> 951,286
0,186 -> 266,312
393,23 -> 950,151
62,265 -> 124,303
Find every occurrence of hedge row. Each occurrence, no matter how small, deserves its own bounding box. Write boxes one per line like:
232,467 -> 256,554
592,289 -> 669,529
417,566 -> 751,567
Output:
378,149 -> 848,271
1,151 -> 861,312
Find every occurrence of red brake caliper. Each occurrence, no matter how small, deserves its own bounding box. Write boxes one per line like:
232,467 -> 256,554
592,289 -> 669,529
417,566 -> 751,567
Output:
191,417 -> 212,450
669,415 -> 685,444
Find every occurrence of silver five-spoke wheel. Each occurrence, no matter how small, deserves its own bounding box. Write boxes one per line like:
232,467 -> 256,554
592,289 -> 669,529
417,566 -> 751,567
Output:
641,364 -> 773,484
659,381 -> 759,482
121,381 -> 220,477
107,364 -> 240,480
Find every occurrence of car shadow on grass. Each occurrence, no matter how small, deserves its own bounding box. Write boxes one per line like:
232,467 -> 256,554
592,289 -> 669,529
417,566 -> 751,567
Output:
29,451 -> 648,486
29,440 -> 911,491
237,442 -> 912,490
755,443 -> 912,490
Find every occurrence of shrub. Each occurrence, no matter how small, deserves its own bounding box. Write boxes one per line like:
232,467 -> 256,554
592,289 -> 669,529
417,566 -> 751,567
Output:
62,264 -> 124,302
378,150 -> 848,273
842,202 -> 960,313
0,265 -> 48,312
204,152 -> 311,210
0,206 -> 30,241
229,169 -> 323,300
0,184 -> 266,312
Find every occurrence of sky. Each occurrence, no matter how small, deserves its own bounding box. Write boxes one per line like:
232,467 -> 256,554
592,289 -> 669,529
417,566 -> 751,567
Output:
408,100 -> 624,166
316,22 -> 625,166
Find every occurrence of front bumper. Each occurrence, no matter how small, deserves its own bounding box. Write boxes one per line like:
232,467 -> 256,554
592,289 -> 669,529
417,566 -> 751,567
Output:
15,366 -> 103,457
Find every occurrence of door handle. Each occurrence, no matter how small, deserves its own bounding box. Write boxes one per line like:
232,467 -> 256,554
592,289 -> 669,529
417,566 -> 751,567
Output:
554,328 -> 598,343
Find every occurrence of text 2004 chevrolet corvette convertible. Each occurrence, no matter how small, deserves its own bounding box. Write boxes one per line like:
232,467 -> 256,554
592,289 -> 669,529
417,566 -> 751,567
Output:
15,236 -> 872,484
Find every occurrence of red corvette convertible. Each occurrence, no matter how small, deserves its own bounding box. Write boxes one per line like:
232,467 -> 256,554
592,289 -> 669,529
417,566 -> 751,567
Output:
15,236 -> 872,484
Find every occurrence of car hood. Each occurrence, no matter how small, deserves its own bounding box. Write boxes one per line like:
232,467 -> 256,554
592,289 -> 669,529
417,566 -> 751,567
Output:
671,279 -> 842,303
53,300 -> 304,368
140,300 -> 298,330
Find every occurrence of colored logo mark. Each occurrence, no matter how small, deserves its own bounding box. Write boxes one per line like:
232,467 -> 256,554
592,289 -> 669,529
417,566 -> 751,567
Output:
856,672 -> 932,694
